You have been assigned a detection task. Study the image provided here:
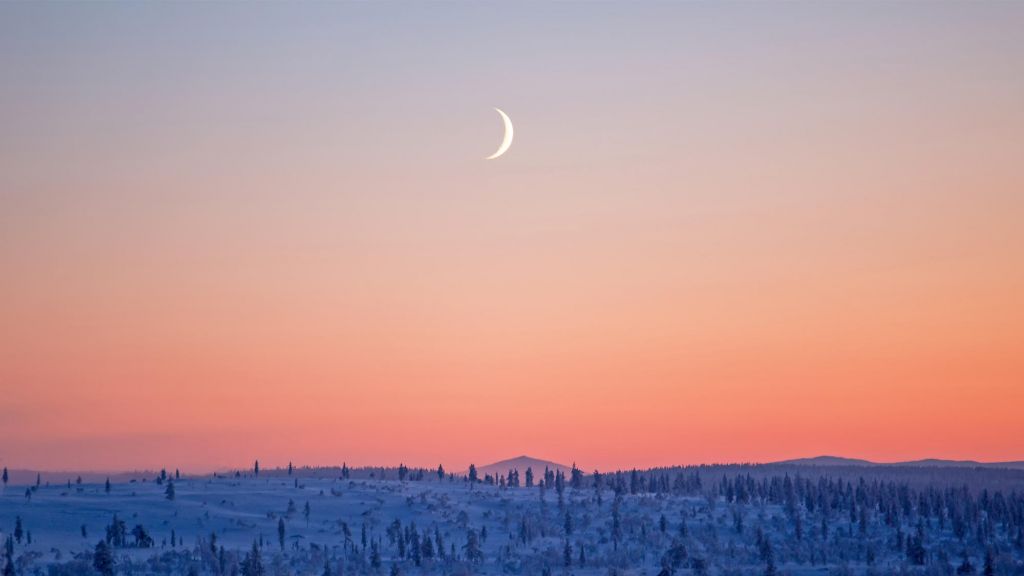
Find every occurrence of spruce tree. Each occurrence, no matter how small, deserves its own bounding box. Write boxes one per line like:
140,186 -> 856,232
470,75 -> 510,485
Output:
242,540 -> 264,576
421,531 -> 434,559
463,529 -> 483,563
93,540 -> 115,576
762,539 -> 777,576
370,541 -> 381,569
2,537 -> 13,576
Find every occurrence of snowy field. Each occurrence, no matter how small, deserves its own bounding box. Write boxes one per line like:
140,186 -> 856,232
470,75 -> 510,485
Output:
1,466 -> 1023,575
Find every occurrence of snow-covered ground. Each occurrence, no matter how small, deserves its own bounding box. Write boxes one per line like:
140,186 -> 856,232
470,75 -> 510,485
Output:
1,470 -> 1022,575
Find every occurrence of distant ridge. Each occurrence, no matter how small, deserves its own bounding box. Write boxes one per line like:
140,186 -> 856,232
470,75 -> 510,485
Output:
474,455 -> 572,477
777,455 -> 1024,471
778,455 -> 874,467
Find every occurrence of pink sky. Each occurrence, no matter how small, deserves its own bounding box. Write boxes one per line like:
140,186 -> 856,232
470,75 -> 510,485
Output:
1,3 -> 1022,472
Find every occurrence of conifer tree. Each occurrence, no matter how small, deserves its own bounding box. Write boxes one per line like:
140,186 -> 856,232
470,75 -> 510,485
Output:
370,541 -> 381,569
983,549 -> 995,576
93,540 -> 115,576
2,537 -> 13,576
763,540 -> 777,576
242,540 -> 264,576
463,529 -> 483,563
421,531 -> 434,559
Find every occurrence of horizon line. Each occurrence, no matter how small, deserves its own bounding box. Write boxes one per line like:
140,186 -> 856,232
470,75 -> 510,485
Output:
4,453 -> 1024,477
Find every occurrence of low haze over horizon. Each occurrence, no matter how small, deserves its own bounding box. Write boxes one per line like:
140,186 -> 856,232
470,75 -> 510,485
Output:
1,2 -> 1022,473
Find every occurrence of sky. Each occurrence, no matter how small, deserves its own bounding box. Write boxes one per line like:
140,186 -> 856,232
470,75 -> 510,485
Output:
1,2 -> 1022,473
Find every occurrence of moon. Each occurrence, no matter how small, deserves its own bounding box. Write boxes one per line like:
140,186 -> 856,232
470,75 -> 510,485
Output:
486,107 -> 514,160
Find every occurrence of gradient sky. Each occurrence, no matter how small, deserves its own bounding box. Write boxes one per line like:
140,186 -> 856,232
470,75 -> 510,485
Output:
1,2 -> 1022,473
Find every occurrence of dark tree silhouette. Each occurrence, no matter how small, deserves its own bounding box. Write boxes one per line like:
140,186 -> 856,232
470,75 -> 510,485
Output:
241,540 -> 264,576
93,540 -> 115,576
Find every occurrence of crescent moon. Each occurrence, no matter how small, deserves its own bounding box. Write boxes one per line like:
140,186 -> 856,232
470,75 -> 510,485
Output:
486,107 -> 514,160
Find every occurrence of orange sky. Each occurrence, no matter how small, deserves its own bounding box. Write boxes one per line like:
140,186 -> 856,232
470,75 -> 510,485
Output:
1,3 -> 1022,472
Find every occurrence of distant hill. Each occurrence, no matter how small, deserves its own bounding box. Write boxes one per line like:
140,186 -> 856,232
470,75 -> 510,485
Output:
474,456 -> 572,478
777,456 -> 1024,471
897,459 -> 1024,470
778,455 -> 874,467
